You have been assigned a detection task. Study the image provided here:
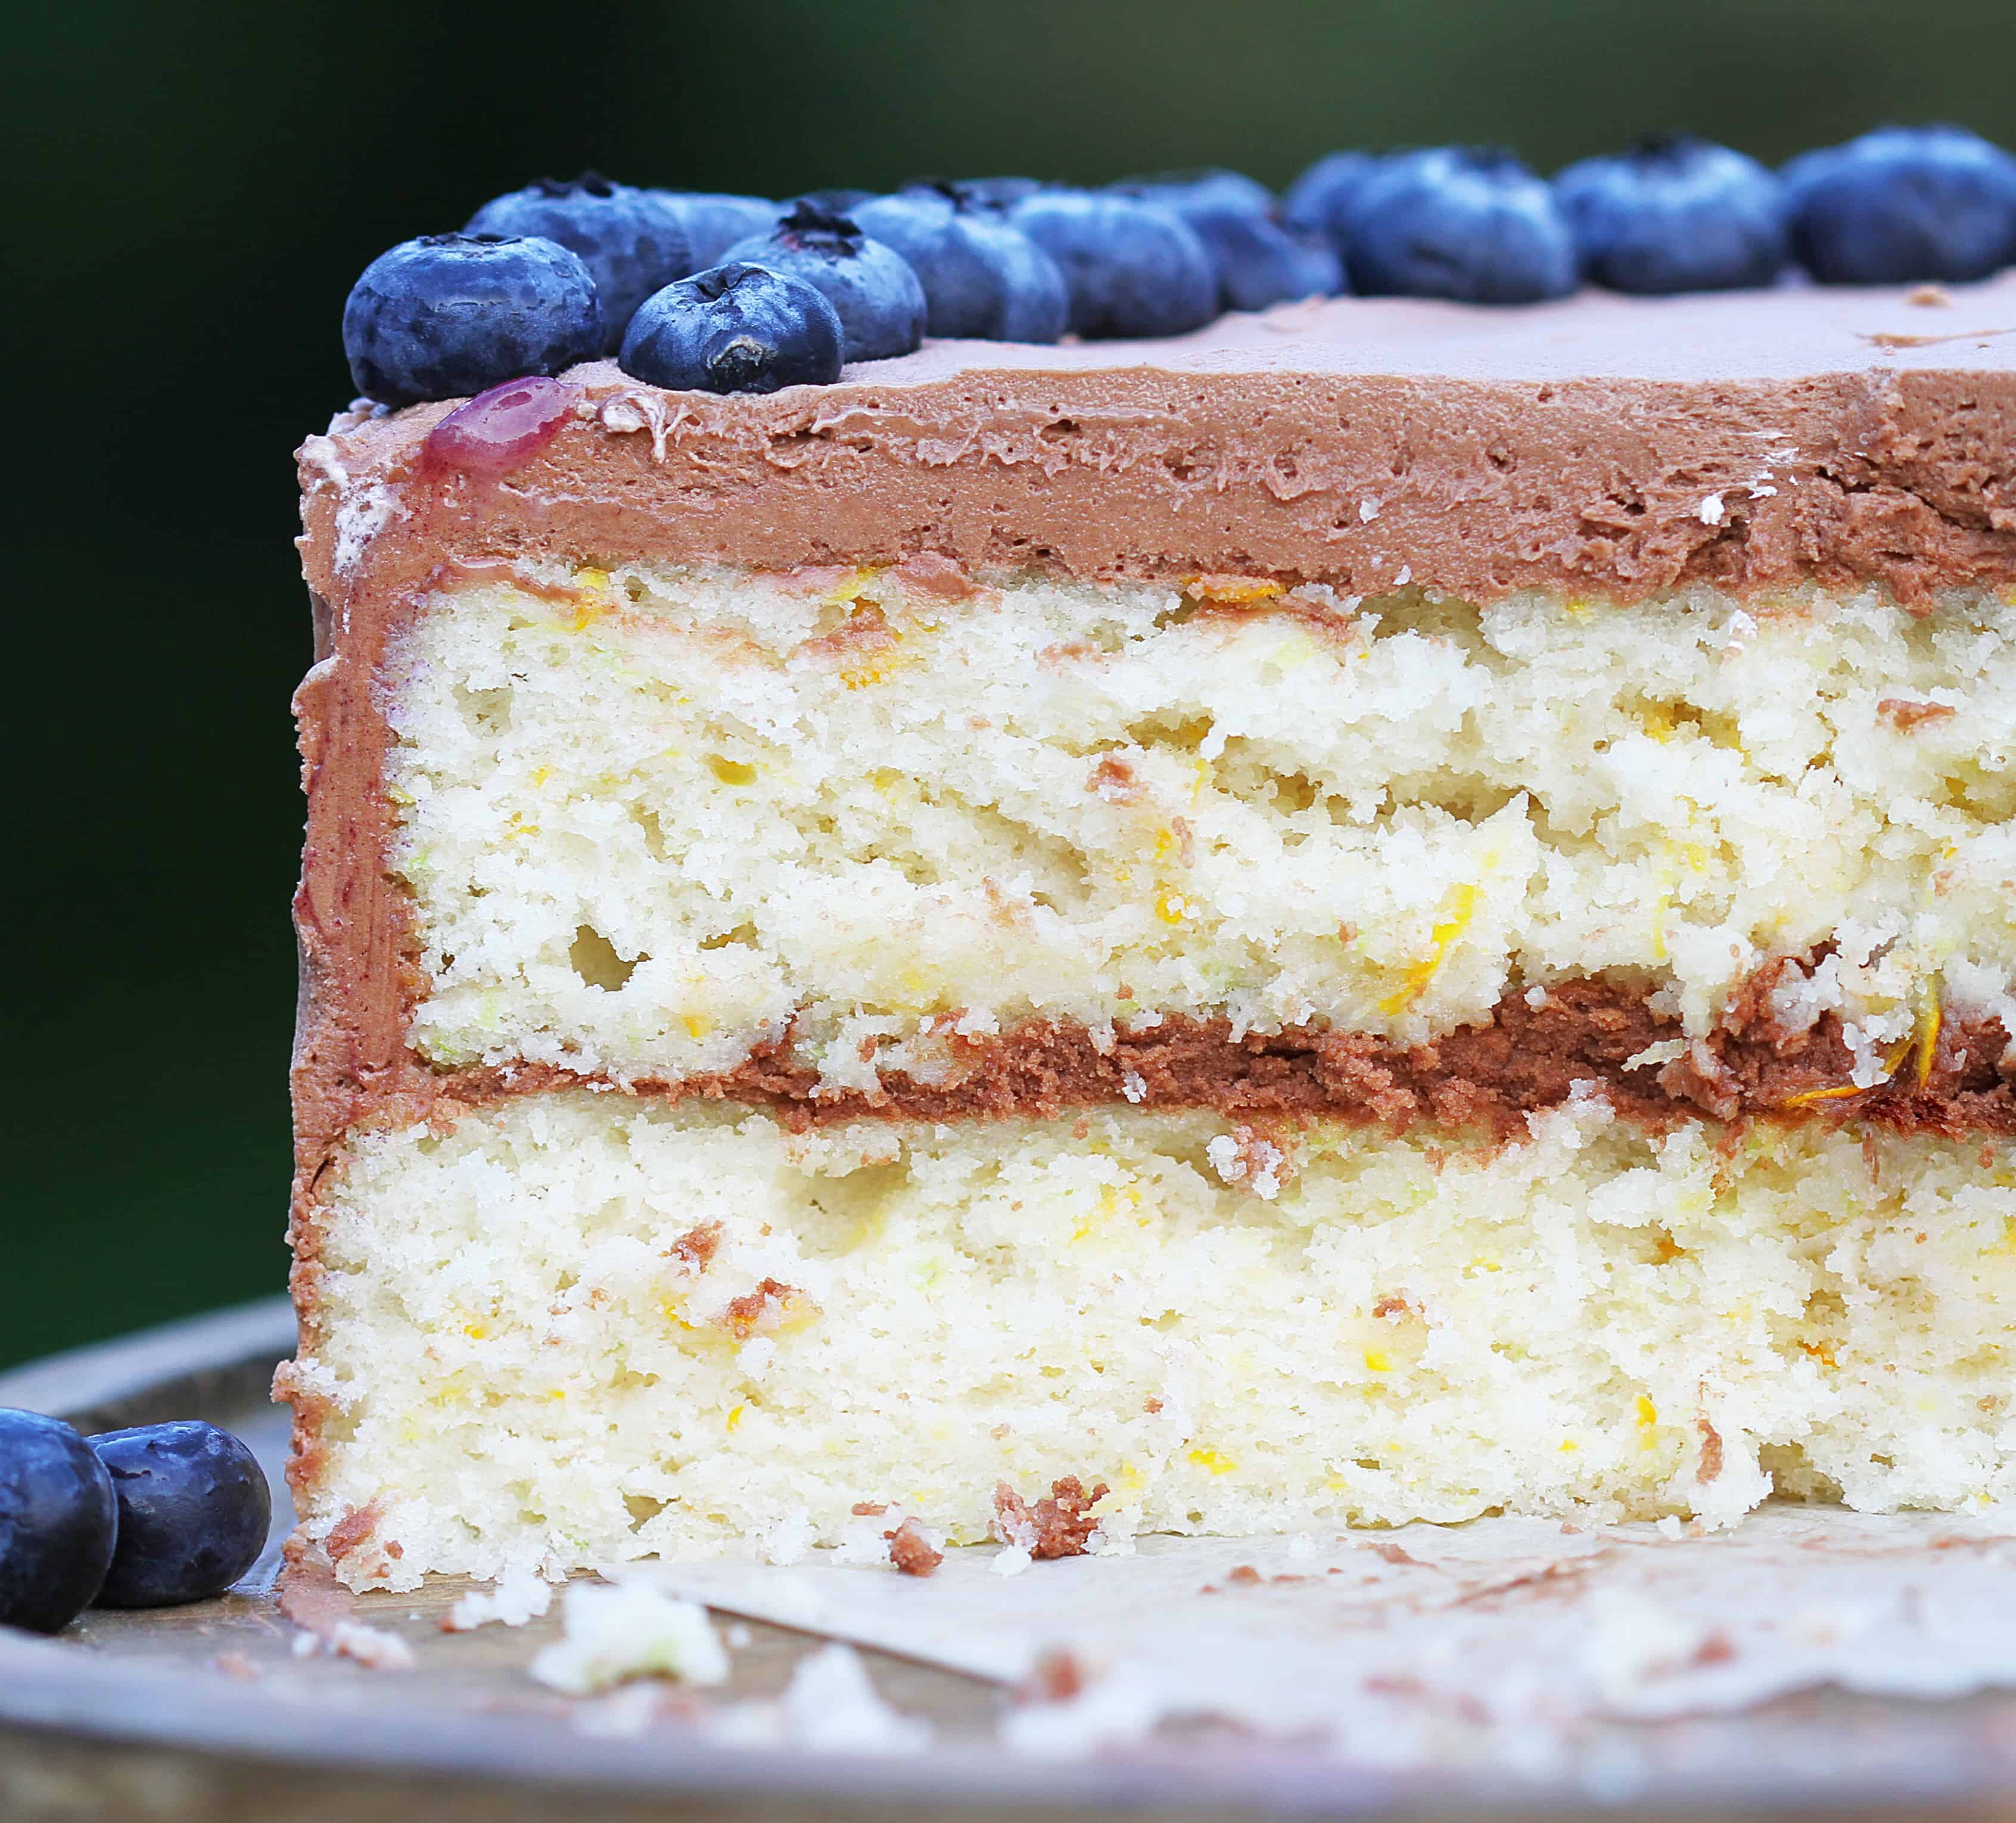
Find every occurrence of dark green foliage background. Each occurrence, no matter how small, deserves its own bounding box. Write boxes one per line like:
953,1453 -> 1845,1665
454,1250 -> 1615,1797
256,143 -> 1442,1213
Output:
5,0 -> 2012,1367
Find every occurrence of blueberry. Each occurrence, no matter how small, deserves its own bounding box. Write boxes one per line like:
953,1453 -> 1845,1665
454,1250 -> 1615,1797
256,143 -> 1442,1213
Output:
948,176 -> 1046,211
853,188 -> 1068,341
621,263 -> 844,393
465,173 -> 692,353
1283,150 -> 1383,257
1555,134 -> 1788,294
789,188 -> 877,214
720,202 -> 926,362
88,1421 -> 270,1609
652,192 -> 782,270
0,1408 -> 117,1634
1007,191 -> 1218,338
1784,126 -> 2016,285
1343,147 -> 1576,305
343,234 -> 603,408
1110,169 -> 1342,312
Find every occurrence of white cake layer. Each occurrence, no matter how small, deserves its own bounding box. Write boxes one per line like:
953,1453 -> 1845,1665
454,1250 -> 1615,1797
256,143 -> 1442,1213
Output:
294,1091 -> 2016,1588
385,567 -> 2016,1092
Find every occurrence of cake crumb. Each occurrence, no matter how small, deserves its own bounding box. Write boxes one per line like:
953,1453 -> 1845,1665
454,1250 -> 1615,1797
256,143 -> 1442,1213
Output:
783,1643 -> 932,1753
443,1564 -> 554,1632
530,1581 -> 729,1695
1909,284 -> 1954,307
328,1620 -> 416,1672
994,1477 -> 1110,1559
886,1517 -> 944,1578
213,1651 -> 260,1682
1018,1647 -> 1088,1705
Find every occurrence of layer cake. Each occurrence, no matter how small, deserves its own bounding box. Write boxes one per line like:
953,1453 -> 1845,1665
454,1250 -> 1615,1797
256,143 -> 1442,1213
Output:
286,278 -> 2016,1589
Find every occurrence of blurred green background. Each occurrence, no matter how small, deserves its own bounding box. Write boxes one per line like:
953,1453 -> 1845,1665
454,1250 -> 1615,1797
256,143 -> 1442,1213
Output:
7,0 -> 2015,1367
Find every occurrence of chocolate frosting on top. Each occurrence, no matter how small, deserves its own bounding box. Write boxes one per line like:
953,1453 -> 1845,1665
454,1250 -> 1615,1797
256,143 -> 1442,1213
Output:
300,274 -> 2016,614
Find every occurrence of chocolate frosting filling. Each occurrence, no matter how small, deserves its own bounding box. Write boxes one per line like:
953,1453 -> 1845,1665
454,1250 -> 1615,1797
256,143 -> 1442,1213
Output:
407,970 -> 2016,1144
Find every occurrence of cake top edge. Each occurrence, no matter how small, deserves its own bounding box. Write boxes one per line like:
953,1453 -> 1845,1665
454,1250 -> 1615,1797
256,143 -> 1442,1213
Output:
830,277 -> 2016,388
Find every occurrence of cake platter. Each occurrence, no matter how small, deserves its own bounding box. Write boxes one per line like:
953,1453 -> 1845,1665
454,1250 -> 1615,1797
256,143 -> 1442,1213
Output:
7,1305 -> 2016,1822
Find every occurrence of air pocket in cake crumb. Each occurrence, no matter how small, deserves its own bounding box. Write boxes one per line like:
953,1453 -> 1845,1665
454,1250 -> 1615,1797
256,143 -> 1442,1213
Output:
568,926 -> 643,991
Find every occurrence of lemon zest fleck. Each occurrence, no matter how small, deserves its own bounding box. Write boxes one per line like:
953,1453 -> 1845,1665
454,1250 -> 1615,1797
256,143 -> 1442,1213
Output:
1914,988 -> 1942,1087
822,566 -> 883,606
1187,1446 -> 1237,1476
1379,881 -> 1481,1014
1183,574 -> 1282,605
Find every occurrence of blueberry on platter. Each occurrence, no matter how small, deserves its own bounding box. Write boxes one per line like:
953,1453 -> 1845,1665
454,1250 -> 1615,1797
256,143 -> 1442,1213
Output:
621,262 -> 845,393
721,201 -> 927,362
1009,189 -> 1219,338
1554,133 -> 1788,294
465,173 -> 692,354
1345,146 -> 1576,304
0,1408 -> 118,1634
343,233 -> 603,408
88,1421 -> 272,1608
853,186 -> 1069,341
1784,125 -> 2016,285
1108,168 -> 1343,312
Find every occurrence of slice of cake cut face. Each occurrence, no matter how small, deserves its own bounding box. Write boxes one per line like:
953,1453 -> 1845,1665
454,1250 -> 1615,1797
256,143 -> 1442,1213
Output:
285,281 -> 2016,1591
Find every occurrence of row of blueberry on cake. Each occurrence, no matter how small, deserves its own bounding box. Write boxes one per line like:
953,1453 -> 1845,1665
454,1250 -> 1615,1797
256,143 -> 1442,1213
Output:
343,126 -> 2016,405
